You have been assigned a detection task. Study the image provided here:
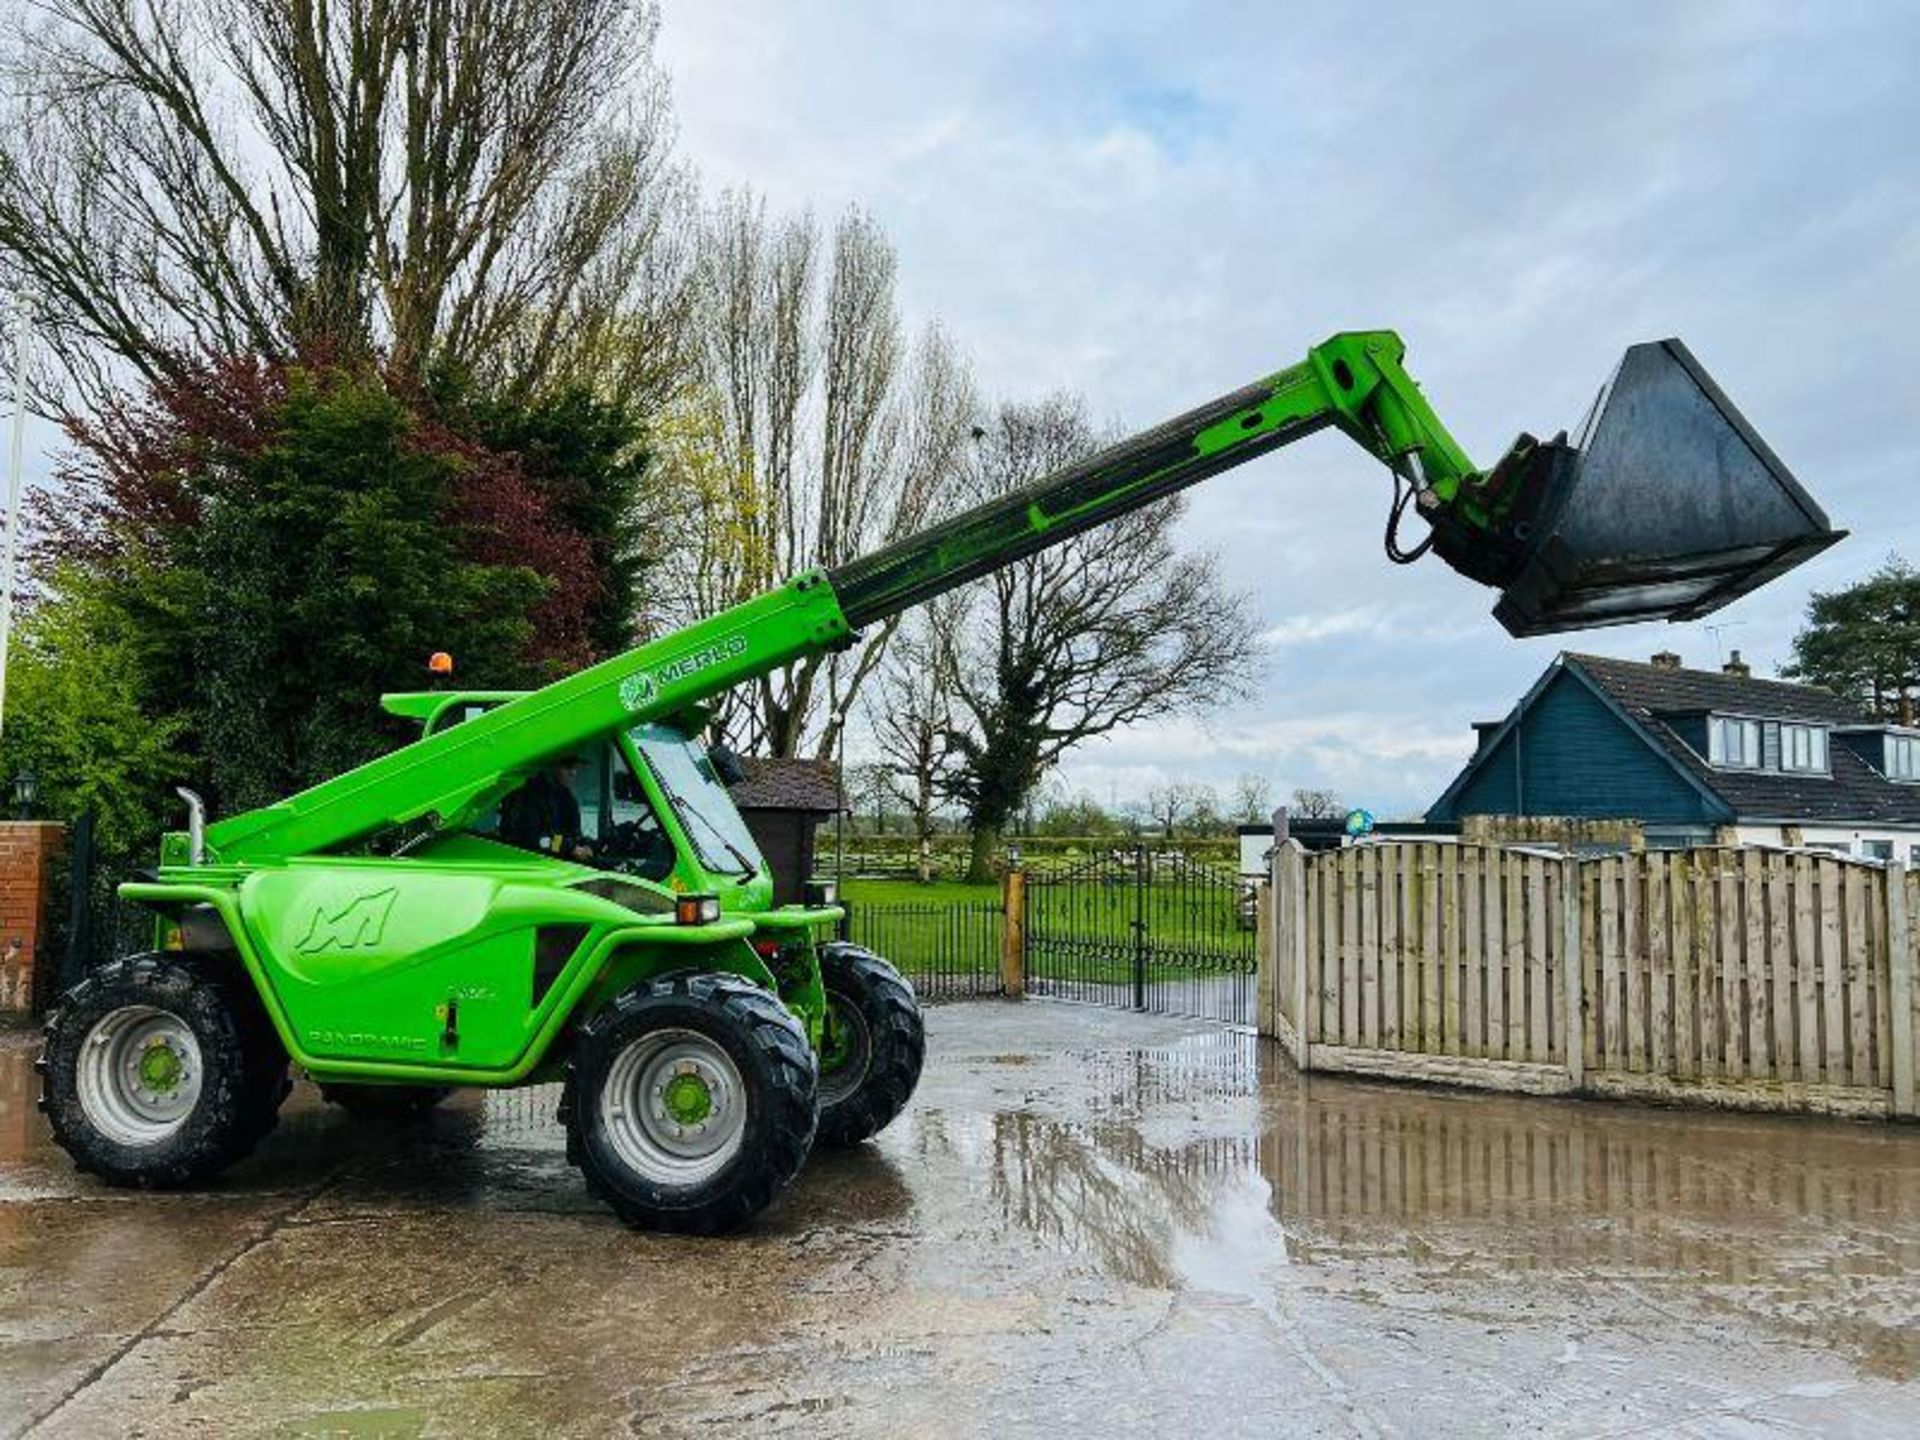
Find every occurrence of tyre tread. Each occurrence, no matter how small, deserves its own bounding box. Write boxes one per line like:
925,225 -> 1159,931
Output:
563,972 -> 817,1234
815,943 -> 925,1148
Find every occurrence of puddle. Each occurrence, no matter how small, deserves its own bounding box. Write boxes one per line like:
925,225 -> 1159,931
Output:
942,1027 -> 1920,1379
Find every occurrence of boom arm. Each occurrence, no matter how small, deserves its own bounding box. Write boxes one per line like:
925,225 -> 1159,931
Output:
195,328 -> 1837,864
831,330 -> 1476,626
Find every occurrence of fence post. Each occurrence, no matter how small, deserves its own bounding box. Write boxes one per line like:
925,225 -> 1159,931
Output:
1888,860 -> 1914,1119
1000,867 -> 1026,998
1255,879 -> 1275,1039
1561,854 -> 1585,1090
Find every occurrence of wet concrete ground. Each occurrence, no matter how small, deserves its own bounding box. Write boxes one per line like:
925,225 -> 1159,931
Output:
2,1002 -> 1918,1438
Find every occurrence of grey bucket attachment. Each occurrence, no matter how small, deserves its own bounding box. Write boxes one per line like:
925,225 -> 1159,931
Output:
1480,339 -> 1843,637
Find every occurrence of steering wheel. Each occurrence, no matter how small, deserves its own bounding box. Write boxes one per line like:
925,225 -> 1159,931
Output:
606,820 -> 674,878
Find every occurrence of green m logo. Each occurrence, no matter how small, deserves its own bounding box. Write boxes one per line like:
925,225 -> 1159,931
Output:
295,887 -> 399,955
618,668 -> 658,710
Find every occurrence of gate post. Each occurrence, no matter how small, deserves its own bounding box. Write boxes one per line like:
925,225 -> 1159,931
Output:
1887,859 -> 1913,1118
1131,845 -> 1148,1011
63,809 -> 97,991
1000,867 -> 1026,998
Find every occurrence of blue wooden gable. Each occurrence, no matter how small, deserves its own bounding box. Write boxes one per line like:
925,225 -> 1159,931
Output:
1428,663 -> 1731,825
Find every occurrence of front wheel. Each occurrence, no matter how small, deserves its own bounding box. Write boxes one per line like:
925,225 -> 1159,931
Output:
563,973 -> 817,1234
815,944 -> 925,1148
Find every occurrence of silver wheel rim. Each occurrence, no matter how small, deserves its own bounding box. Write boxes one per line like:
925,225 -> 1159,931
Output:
75,1005 -> 204,1146
818,994 -> 872,1107
598,1027 -> 747,1187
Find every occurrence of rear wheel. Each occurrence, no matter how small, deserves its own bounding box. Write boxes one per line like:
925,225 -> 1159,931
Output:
38,954 -> 289,1188
563,973 -> 817,1234
815,944 -> 924,1148
318,1083 -> 452,1119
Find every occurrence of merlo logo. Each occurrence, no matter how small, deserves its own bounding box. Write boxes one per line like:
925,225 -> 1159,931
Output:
295,887 -> 399,954
618,669 -> 658,710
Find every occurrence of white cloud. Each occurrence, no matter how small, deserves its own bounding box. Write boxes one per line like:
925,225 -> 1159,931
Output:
1258,607 -> 1387,648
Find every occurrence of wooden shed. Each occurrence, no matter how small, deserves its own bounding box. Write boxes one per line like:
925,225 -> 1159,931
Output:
728,758 -> 845,906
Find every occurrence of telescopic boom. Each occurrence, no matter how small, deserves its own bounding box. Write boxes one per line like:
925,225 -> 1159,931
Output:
193,329 -> 1839,865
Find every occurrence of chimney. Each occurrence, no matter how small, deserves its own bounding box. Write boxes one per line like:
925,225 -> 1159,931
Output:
1472,720 -> 1503,755
1650,650 -> 1682,670
1902,691 -> 1916,728
1723,649 -> 1751,679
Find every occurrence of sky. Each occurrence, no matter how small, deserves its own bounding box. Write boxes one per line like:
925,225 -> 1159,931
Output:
7,2 -> 1915,822
655,0 -> 1920,819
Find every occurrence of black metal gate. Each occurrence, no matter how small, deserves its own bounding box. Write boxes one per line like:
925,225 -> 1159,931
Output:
1023,847 -> 1255,1026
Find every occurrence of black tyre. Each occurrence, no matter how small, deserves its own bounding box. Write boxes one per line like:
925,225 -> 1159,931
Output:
37,953 -> 290,1188
562,972 -> 817,1234
815,943 -> 924,1148
318,1083 -> 452,1119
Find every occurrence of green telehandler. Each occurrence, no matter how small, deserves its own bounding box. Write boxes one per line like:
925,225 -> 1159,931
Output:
38,330 -> 1840,1232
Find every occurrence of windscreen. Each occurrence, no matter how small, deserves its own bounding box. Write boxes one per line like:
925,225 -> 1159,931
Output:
631,723 -> 765,877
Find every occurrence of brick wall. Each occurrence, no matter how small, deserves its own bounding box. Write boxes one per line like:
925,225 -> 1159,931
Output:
0,822 -> 67,1013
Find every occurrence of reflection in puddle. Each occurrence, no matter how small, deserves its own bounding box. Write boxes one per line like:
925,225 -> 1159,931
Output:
967,1028 -> 1920,1379
0,1037 -> 39,1166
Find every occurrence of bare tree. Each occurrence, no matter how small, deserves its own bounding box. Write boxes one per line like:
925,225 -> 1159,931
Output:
0,0 -> 691,411
1142,781 -> 1217,840
868,598 -> 960,883
1290,787 -> 1345,820
1230,773 -> 1273,825
650,193 -> 975,757
937,396 -> 1260,883
845,761 -> 897,837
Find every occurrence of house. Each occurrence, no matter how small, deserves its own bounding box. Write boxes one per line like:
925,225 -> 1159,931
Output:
728,758 -> 845,905
1427,650 -> 1920,862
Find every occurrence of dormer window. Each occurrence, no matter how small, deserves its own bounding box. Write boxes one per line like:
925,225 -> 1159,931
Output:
1890,734 -> 1920,782
1705,715 -> 1829,774
1708,716 -> 1760,768
1780,723 -> 1828,774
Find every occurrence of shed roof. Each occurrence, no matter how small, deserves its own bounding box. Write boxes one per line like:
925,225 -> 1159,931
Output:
727,757 -> 845,814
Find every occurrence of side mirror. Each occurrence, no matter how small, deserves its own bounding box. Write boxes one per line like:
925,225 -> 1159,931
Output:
709,744 -> 749,787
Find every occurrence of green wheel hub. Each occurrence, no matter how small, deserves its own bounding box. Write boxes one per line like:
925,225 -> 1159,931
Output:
661,1071 -> 714,1126
818,993 -> 872,1106
820,1000 -> 857,1073
138,1041 -> 185,1093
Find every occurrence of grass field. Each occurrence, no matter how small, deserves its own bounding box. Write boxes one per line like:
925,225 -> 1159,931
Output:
841,878 -> 999,907
840,873 -> 1253,990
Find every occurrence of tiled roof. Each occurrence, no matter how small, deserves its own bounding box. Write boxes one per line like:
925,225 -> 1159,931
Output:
1567,655 -> 1920,825
1569,654 -> 1864,725
727,757 -> 845,813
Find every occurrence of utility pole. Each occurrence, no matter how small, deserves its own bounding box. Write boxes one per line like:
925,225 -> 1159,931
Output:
0,298 -> 32,747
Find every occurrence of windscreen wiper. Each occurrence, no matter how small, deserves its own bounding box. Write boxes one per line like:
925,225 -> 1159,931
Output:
657,780 -> 758,882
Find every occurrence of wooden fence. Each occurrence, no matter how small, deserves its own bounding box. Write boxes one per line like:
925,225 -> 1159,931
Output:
1260,842 -> 1918,1120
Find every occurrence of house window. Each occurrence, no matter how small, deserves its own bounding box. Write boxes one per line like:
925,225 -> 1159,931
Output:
1863,840 -> 1895,862
1780,723 -> 1828,774
1888,734 -> 1920,782
1708,716 -> 1761,768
